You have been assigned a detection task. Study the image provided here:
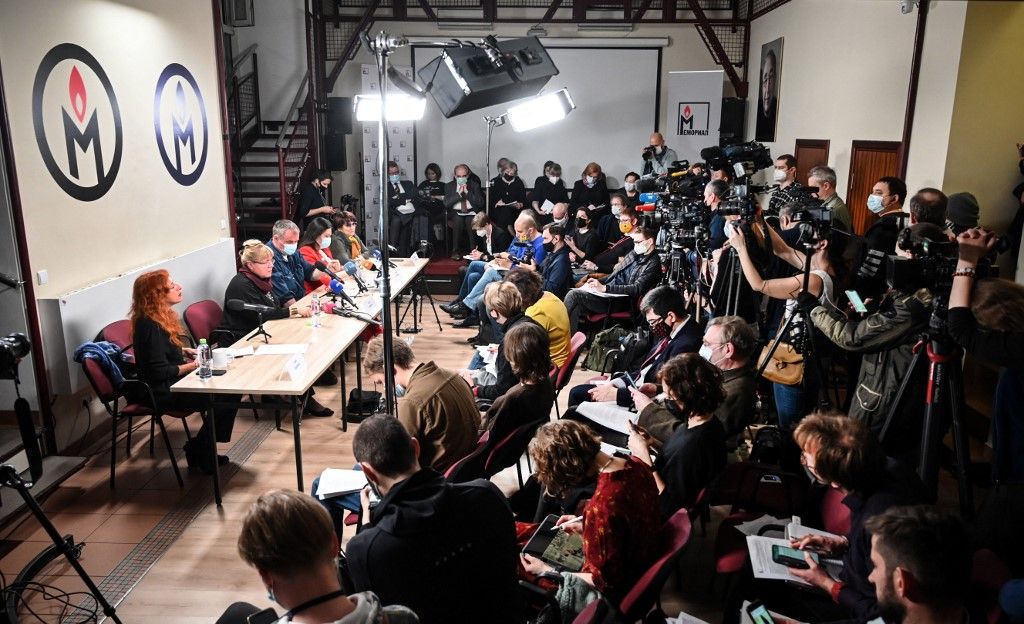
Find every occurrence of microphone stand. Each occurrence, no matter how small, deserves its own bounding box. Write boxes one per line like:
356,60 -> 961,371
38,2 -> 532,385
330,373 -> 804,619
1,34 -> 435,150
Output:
246,310 -> 272,343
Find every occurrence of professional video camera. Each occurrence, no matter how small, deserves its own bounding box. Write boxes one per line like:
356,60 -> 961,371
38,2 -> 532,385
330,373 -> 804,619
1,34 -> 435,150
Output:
0,332 -> 29,380
509,240 -> 535,265
701,142 -> 776,199
886,232 -> 961,292
790,206 -> 833,247
636,160 -> 706,199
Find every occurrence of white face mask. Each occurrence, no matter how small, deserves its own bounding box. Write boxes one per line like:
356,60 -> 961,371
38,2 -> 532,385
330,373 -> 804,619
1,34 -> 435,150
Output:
723,222 -> 737,239
699,344 -> 723,366
475,228 -> 488,237
624,182 -> 636,192
633,240 -> 648,255
611,205 -> 622,217
585,175 -> 596,186
319,236 -> 332,250
548,175 -> 559,184
773,169 -> 787,183
395,384 -> 406,398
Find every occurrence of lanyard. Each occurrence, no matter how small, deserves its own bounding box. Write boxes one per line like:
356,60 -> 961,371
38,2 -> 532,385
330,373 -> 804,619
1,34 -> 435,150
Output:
283,589 -> 347,621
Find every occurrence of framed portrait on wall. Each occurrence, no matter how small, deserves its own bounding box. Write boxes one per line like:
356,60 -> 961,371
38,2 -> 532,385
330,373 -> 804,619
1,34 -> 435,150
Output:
755,37 -> 783,142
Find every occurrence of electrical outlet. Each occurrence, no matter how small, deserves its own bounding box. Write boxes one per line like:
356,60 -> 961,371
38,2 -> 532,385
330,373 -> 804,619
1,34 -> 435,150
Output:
36,269 -> 48,285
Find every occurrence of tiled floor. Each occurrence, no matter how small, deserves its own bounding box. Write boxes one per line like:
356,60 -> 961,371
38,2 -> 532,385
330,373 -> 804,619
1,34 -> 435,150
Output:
0,291 -> 977,623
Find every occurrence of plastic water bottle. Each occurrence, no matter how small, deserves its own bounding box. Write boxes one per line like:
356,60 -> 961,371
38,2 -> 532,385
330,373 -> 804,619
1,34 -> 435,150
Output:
197,338 -> 212,380
311,294 -> 322,328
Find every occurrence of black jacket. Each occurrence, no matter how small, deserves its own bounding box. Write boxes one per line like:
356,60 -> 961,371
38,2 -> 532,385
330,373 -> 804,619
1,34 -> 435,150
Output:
616,317 -> 702,406
387,179 -> 419,220
477,313 -> 541,401
346,469 -> 520,624
474,227 -> 513,262
530,176 -> 569,208
489,175 -> 528,227
217,273 -> 290,343
602,250 -> 663,298
444,180 -> 485,214
570,178 -> 611,218
655,417 -> 726,519
133,317 -> 187,402
593,234 -> 633,273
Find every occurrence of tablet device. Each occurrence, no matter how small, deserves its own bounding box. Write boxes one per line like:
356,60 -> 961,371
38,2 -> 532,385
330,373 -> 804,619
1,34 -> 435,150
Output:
521,514 -> 585,572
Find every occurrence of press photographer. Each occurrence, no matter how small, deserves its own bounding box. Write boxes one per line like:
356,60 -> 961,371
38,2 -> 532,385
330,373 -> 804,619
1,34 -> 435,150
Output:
803,223 -> 946,460
641,132 -> 679,178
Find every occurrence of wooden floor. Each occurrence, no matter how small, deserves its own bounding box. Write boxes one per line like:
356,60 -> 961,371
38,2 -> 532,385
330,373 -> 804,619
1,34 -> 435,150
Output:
0,290 -> 971,623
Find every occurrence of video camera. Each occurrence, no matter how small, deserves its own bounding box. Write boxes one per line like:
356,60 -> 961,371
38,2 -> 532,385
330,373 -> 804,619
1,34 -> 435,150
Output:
791,206 -> 833,247
509,240 -> 535,265
0,332 -> 29,380
886,233 -> 962,292
701,142 -> 774,197
636,160 -> 706,199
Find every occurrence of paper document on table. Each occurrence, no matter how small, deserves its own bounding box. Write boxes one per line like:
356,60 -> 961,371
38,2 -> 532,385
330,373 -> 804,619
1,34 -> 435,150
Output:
734,514 -> 788,537
666,613 -> 710,624
575,401 -> 636,435
360,295 -> 383,318
540,199 -> 555,214
256,344 -> 309,355
316,468 -> 368,500
224,346 -> 254,357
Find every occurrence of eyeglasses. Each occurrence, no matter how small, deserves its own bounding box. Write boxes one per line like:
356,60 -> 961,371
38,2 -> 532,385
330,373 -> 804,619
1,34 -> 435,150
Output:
646,315 -> 663,326
702,341 -> 726,348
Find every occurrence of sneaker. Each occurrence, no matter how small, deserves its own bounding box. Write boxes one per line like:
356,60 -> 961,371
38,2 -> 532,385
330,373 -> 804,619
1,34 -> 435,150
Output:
440,300 -> 462,314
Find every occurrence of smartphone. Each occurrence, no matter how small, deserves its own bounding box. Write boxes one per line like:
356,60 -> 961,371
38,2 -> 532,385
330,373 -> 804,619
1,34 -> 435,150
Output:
771,544 -> 819,569
245,608 -> 280,624
845,289 -> 869,314
745,600 -> 776,624
621,371 -> 639,390
212,369 -> 227,376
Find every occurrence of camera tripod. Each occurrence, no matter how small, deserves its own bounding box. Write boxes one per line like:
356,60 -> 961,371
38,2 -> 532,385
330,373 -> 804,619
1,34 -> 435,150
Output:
756,241 -> 834,413
397,275 -> 442,334
879,302 -> 974,517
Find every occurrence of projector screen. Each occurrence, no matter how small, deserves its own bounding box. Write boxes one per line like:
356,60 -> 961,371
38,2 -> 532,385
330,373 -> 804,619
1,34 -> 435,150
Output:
410,46 -> 661,190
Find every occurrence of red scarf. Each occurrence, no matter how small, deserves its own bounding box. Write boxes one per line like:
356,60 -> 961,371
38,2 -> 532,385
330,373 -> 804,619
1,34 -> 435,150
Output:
240,268 -> 272,294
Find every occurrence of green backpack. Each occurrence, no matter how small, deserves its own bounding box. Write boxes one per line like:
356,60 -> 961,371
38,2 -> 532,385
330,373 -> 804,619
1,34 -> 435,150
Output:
582,326 -> 631,373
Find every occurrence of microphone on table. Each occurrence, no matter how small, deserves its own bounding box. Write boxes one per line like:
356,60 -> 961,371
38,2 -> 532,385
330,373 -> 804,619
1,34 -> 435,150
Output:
226,299 -> 277,314
313,260 -> 344,283
335,307 -> 382,328
328,279 -> 357,308
344,261 -> 369,292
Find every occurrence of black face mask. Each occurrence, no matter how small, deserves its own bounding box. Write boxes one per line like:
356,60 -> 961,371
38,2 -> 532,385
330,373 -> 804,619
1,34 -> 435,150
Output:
542,241 -> 555,253
576,217 -> 588,228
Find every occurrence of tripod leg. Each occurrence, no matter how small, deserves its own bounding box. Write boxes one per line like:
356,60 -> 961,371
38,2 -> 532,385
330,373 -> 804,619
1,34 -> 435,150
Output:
879,345 -> 923,443
947,363 -> 974,518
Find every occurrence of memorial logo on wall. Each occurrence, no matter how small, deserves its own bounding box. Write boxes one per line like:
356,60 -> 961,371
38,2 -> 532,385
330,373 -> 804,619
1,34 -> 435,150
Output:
677,102 -> 710,136
32,43 -> 123,202
154,63 -> 208,186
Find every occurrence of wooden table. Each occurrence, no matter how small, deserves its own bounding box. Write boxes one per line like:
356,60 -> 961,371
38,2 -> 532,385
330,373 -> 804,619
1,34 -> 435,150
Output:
170,257 -> 428,505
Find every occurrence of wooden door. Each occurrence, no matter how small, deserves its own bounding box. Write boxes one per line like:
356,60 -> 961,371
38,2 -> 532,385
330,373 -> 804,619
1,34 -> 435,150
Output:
794,139 -> 829,186
848,141 -> 901,235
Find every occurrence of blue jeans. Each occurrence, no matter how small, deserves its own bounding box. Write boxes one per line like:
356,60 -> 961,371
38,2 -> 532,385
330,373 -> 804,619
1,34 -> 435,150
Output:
773,380 -> 818,430
463,267 -> 504,310
311,465 -> 363,538
459,261 -> 487,300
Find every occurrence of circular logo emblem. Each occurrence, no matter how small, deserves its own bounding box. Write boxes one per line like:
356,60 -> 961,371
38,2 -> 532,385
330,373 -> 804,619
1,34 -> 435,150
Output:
153,63 -> 208,186
32,43 -> 123,202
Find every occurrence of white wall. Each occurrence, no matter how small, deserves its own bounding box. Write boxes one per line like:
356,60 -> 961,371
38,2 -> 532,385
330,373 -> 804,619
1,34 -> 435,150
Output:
747,0 -> 967,198
233,0 -> 306,120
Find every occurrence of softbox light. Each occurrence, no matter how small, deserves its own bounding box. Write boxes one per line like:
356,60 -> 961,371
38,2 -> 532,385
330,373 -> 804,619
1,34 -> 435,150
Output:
417,36 -> 559,118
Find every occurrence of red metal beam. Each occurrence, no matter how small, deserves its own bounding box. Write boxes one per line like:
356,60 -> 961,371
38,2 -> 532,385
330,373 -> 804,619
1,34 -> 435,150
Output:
686,0 -> 746,98
326,1 -> 378,93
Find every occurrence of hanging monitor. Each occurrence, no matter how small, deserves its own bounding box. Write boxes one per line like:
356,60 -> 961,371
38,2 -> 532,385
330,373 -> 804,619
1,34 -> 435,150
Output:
418,36 -> 559,118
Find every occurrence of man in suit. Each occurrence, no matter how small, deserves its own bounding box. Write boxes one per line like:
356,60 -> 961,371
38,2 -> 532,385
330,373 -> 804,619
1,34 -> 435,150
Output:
444,163 -> 485,258
385,161 -> 420,256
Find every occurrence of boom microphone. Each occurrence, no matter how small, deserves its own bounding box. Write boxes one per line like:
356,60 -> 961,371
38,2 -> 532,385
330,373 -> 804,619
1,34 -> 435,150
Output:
313,260 -> 344,283
226,299 -> 277,314
344,261 -> 369,292
329,279 -> 357,308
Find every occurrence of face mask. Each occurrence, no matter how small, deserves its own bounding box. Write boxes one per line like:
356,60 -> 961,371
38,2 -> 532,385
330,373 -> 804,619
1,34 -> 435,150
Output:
388,174 -> 400,185
618,220 -> 634,234
503,175 -> 515,183
518,233 -> 529,243
699,344 -> 724,366
651,320 -> 669,340
585,175 -> 596,186
548,175 -> 559,184
624,182 -> 636,192
611,205 -> 623,217
456,176 -> 468,185
395,384 -> 406,398
319,236 -> 332,250
543,241 -> 555,253
867,194 -> 886,214
633,240 -> 648,255
475,228 -> 488,237
576,217 -> 588,229
283,242 -> 298,255
772,169 -> 787,183
803,465 -> 826,484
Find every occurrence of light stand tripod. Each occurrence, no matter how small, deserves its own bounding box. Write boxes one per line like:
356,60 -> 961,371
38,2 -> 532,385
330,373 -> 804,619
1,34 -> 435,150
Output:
397,275 -> 443,334
878,297 -> 974,517
756,240 -> 834,413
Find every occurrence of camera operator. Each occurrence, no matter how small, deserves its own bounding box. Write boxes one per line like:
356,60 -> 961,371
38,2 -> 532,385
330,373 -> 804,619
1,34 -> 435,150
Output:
641,132 -> 679,178
730,220 -> 844,427
804,223 -> 946,460
853,176 -> 909,302
767,154 -> 804,216
808,166 -> 852,233
945,192 -> 980,236
705,180 -> 730,251
948,227 -> 1024,369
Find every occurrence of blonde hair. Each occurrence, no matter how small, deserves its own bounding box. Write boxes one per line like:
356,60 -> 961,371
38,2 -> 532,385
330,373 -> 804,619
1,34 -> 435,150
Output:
484,281 -> 523,318
237,490 -> 336,575
239,239 -> 272,264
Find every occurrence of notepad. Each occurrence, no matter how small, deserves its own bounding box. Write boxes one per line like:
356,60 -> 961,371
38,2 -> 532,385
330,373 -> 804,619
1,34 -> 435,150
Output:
255,343 -> 309,355
316,468 -> 368,500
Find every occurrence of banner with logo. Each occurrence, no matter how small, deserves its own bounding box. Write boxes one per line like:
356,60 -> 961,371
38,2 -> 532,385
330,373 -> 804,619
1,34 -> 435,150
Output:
664,70 -> 724,164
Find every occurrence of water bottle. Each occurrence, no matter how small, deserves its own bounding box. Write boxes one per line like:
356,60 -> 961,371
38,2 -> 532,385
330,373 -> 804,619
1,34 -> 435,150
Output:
197,338 -> 212,380
311,294 -> 322,328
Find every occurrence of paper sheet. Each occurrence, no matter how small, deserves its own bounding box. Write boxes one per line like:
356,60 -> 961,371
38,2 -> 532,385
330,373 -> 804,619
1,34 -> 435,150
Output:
255,343 -> 309,355
746,535 -> 843,585
788,521 -> 844,542
600,441 -> 630,457
575,401 -> 636,435
316,468 -> 368,500
475,344 -> 499,365
666,613 -> 711,624
540,199 -> 555,214
224,346 -> 254,357
733,514 -> 788,537
582,285 -> 628,298
396,202 -> 416,214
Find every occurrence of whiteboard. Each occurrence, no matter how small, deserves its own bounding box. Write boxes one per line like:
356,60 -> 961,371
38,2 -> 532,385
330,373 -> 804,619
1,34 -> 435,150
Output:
411,46 -> 661,189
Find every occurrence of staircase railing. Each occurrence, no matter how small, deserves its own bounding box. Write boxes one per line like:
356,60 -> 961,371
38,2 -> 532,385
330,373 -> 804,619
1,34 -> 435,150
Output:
227,45 -> 261,152
275,71 -> 314,220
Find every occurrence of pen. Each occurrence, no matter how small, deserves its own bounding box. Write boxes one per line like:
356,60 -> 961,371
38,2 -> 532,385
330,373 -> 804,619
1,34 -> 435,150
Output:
550,515 -> 584,531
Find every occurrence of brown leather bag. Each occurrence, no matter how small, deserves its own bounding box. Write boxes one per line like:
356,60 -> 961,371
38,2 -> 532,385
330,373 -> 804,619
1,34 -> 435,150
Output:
758,342 -> 804,386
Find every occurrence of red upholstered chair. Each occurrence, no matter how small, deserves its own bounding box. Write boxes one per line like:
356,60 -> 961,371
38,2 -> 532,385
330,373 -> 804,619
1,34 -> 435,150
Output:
551,332 -> 588,418
183,299 -> 232,347
80,357 -> 189,489
100,319 -> 133,351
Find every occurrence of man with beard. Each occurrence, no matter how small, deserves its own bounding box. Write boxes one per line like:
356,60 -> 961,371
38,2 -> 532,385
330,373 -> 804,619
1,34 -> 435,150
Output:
862,506 -> 971,624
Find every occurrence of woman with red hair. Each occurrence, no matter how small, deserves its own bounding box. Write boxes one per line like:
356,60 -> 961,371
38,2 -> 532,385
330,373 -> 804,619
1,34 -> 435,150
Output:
570,162 -> 610,221
130,269 -> 237,474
